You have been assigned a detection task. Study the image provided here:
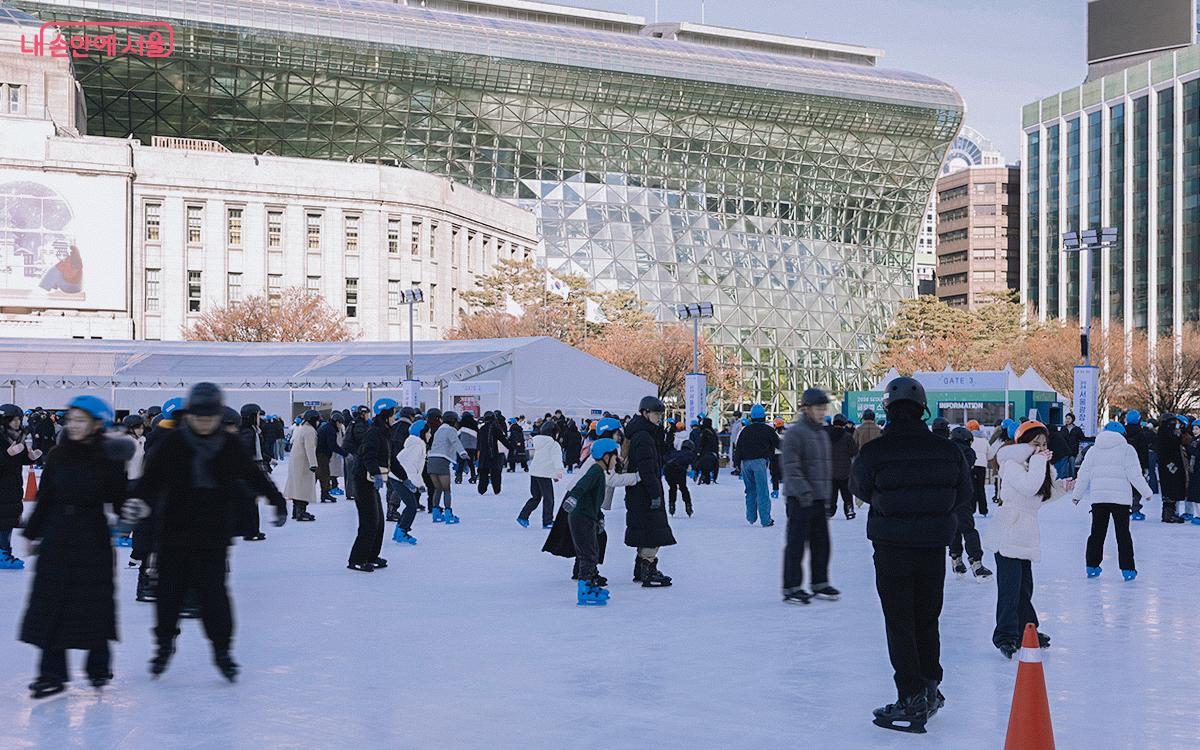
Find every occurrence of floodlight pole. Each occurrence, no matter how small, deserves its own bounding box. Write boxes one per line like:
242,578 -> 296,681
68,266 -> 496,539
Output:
407,300 -> 415,381
1065,228 -> 1118,437
692,316 -> 700,372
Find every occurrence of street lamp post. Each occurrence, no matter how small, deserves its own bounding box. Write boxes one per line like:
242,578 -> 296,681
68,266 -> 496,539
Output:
1063,227 -> 1119,437
400,287 -> 424,408
676,302 -> 714,427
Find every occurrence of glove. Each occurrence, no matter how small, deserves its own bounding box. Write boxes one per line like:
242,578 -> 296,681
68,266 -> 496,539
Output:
6,442 -> 24,456
122,497 -> 151,522
272,503 -> 288,527
650,495 -> 662,510
309,466 -> 317,473
402,480 -> 418,494
29,449 -> 41,460
373,475 -> 384,491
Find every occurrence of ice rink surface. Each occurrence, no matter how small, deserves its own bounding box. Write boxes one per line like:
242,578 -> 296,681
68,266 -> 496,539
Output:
1,467 -> 1198,749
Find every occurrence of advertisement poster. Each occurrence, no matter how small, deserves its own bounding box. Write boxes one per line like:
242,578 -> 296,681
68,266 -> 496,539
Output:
1073,365 -> 1100,438
0,169 -> 128,311
453,395 -> 481,417
446,380 -> 499,416
685,372 -> 707,426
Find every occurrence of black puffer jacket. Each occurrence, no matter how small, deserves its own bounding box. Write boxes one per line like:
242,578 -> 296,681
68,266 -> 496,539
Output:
20,435 -> 131,649
1157,422 -> 1188,499
850,417 -> 972,548
623,415 -> 675,549
1125,423 -> 1151,470
356,418 -> 393,479
733,421 -> 780,464
823,425 -> 858,481
0,429 -> 33,532
477,419 -> 511,461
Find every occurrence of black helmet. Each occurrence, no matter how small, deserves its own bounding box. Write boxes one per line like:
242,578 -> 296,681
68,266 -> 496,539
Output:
302,409 -> 320,423
146,405 -> 162,418
441,410 -> 459,426
0,403 -> 21,421
399,406 -> 418,420
186,381 -> 225,417
221,406 -> 241,426
330,411 -> 345,423
883,376 -> 927,410
950,426 -> 973,444
240,403 -> 264,419
122,414 -> 144,429
801,388 -> 830,406
638,396 -> 665,413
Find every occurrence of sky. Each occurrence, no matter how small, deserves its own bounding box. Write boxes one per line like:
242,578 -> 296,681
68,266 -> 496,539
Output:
574,0 -> 1090,161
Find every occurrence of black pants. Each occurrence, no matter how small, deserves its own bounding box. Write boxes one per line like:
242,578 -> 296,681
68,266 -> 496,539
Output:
872,543 -> 945,700
343,455 -> 357,501
666,469 -> 691,513
971,466 -> 988,514
155,546 -> 233,651
782,498 -> 830,593
568,512 -> 600,580
39,643 -> 111,683
519,476 -> 555,526
508,455 -> 528,472
1086,503 -> 1135,571
316,452 -> 334,498
478,455 -> 503,495
949,504 -> 983,561
455,449 -> 478,483
993,552 -> 1037,648
351,475 -> 385,565
827,478 -> 852,517
769,454 -> 781,492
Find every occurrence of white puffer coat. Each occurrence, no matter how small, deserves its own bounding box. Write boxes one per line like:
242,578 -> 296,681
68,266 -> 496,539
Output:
1071,430 -> 1152,506
528,434 -> 564,480
992,443 -> 1069,562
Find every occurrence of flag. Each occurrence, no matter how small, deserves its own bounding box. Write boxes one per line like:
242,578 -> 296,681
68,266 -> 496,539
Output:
544,271 -> 570,301
504,295 -> 525,318
585,298 -> 609,324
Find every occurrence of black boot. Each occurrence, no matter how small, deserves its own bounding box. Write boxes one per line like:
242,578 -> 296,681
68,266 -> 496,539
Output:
136,564 -> 158,602
213,650 -> 239,683
633,556 -> 646,583
641,558 -> 673,588
924,680 -> 945,719
29,678 -> 66,700
150,641 -> 176,678
872,693 -> 929,733
1162,501 -> 1185,523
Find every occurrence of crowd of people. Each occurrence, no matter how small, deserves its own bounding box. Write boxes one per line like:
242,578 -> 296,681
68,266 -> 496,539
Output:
0,380 -> 1183,735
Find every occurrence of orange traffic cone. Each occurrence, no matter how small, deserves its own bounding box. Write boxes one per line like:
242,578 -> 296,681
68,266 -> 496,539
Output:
1004,622 -> 1055,749
23,468 -> 37,501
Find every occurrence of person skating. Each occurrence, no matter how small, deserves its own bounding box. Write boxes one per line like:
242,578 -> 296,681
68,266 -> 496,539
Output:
392,419 -> 427,545
349,399 -> 398,571
237,404 -> 271,542
780,389 -> 837,605
476,412 -> 511,495
518,421 -> 564,529
506,417 -> 528,473
1186,421 -> 1200,524
564,438 -> 623,605
824,414 -> 858,520
664,440 -> 697,517
0,403 -> 40,570
114,414 -> 147,549
456,412 -> 479,485
948,427 -> 992,581
315,411 -> 347,503
624,396 -> 675,587
1123,410 -> 1151,520
991,421 -> 1075,659
427,410 -> 469,524
1073,421 -> 1152,579
285,410 -> 320,521
19,396 -> 131,698
341,405 -> 371,503
559,418 -> 583,474
131,383 -> 288,682
734,404 -> 780,527
385,407 -> 416,522
1155,415 -> 1188,523
967,420 -> 991,517
769,418 -> 785,499
850,377 -> 972,734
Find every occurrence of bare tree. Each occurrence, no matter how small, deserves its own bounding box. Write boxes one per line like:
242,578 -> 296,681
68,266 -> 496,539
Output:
184,287 -> 356,342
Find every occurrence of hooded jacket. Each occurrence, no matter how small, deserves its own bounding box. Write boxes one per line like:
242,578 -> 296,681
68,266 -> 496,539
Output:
529,432 -> 565,479
1071,430 -> 1152,506
993,443 -> 1067,562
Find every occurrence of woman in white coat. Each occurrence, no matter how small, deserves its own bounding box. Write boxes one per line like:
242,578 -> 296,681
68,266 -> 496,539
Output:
991,421 -> 1074,658
1071,421 -> 1152,580
518,421 -> 565,529
285,410 -> 320,521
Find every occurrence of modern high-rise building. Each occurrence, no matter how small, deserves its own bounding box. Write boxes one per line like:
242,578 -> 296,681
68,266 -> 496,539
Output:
934,164 -> 1020,308
4,0 -> 962,406
1022,0 -> 1200,342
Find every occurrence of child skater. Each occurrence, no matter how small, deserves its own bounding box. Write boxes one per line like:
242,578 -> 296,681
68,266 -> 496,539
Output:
563,438 -> 621,606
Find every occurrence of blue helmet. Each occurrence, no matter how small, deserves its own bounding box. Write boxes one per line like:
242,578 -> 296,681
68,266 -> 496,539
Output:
596,417 -> 621,437
1125,409 -> 1141,425
508,418 -> 517,424
749,404 -> 766,421
590,438 -> 620,461
1103,421 -> 1126,434
68,395 -> 114,426
823,415 -> 833,424
1177,415 -> 1191,427
689,419 -> 698,427
162,397 -> 184,418
373,397 -> 398,416
409,419 -> 426,436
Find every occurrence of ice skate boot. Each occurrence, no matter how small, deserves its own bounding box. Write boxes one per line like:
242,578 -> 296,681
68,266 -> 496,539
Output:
640,558 -> 672,587
633,556 -> 646,583
685,504 -> 693,517
213,651 -> 239,683
149,642 -> 176,678
371,557 -> 388,569
541,522 -> 552,529
951,555 -> 967,577
330,487 -> 344,496
386,510 -> 401,523
432,507 -> 445,523
1122,569 -> 1137,581
1131,510 -> 1146,521
998,641 -> 1018,659
0,550 -> 25,569
516,517 -> 529,528
1086,566 -> 1102,578
1182,513 -> 1195,521
346,561 -> 375,572
872,694 -> 929,734
89,672 -> 113,690
1037,632 -> 1051,649
576,578 -> 608,606
28,678 -> 66,700
393,526 -> 417,544
444,509 -> 460,524
116,535 -> 134,548
925,680 -> 945,719
771,490 -> 779,499
136,566 -> 158,602
782,589 -> 812,605
970,560 -> 993,581
811,584 -> 841,601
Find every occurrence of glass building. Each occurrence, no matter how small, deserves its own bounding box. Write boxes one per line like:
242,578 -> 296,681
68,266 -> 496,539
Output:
8,0 -> 962,407
1022,44 -> 1200,343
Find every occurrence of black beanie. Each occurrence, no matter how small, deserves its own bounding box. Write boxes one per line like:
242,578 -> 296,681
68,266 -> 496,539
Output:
187,382 -> 224,417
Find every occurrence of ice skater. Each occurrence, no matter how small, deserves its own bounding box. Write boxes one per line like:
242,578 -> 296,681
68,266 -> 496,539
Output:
349,399 -> 398,571
664,439 -> 696,517
0,403 -> 40,570
734,404 -> 780,527
948,427 -> 992,581
564,438 -> 623,605
624,396 -> 674,587
1072,421 -> 1152,580
518,421 -> 564,529
285,410 -> 320,521
392,419 -> 427,545
780,389 -> 837,604
427,411 -> 469,525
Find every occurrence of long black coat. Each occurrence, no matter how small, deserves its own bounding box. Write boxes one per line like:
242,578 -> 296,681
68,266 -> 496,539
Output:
20,435 -> 131,649
507,423 -> 527,460
623,415 -> 675,549
1157,425 -> 1188,500
542,502 -> 607,563
0,430 -> 32,531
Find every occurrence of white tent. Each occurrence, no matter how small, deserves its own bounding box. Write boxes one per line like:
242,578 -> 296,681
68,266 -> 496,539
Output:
0,337 -> 656,420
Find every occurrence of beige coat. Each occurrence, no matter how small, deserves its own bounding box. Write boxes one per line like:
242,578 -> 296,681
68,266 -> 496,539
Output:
285,422 -> 319,502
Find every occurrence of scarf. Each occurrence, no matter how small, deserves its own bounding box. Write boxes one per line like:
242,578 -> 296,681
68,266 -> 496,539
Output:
181,422 -> 224,489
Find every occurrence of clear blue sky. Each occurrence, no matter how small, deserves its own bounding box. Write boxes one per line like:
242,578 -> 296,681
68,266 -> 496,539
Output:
577,0 -> 1089,160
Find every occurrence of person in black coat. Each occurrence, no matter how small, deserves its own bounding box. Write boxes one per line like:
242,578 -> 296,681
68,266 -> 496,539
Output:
624,396 -> 675,587
0,403 -> 39,569
664,440 -> 696,517
315,412 -> 347,504
823,414 -> 859,519
342,406 -> 371,502
477,412 -> 511,494
350,400 -> 396,571
507,419 -> 528,472
132,383 -> 287,682
1157,416 -> 1188,523
850,377 -> 972,733
20,396 -> 131,698
237,404 -> 272,541
560,418 -> 583,472
948,427 -> 990,580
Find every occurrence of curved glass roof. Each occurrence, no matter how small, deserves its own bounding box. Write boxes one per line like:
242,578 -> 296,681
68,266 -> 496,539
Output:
0,4 -> 42,29
11,0 -> 962,110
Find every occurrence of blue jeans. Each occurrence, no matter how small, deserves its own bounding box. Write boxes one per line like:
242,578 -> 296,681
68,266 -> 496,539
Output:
741,458 -> 772,525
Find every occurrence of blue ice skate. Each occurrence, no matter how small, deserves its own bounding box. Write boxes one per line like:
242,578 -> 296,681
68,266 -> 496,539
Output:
1131,511 -> 1146,521
393,527 -> 417,545
1182,513 -> 1195,522
771,490 -> 779,499
1086,566 -> 1102,578
443,509 -> 460,525
1122,569 -> 1137,581
432,507 -> 444,523
330,487 -> 344,497
516,518 -> 529,528
542,522 -> 553,529
116,535 -> 134,548
0,552 -> 24,570
1192,516 -> 1200,525
576,579 -> 609,606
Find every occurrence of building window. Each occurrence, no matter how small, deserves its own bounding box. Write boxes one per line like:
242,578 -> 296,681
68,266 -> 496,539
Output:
388,218 -> 401,254
145,269 -> 161,313
344,215 -> 359,255
467,230 -> 477,271
971,226 -> 996,239
227,272 -> 242,304
940,272 -> 968,286
940,251 -> 968,264
388,280 -> 400,322
306,212 -> 322,251
429,282 -> 436,322
974,270 -> 997,282
225,207 -> 243,247
306,275 -> 321,295
4,84 -> 22,114
186,205 -> 203,245
938,185 -> 969,202
144,203 -> 161,242
268,274 -> 282,305
267,210 -> 283,249
429,221 -> 438,258
938,228 -> 969,243
345,277 -> 358,318
187,271 -> 202,312
410,220 -> 421,257
972,183 -> 997,195
937,207 -> 968,222
973,249 -> 997,260
972,204 -> 996,217
451,225 -> 460,266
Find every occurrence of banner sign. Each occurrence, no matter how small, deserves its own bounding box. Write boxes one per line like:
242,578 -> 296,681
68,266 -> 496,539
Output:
685,372 -> 707,427
1073,366 -> 1100,438
400,380 -> 420,409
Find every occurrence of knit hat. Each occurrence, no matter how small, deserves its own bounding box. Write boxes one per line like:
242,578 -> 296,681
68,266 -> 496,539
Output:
186,382 -> 224,417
